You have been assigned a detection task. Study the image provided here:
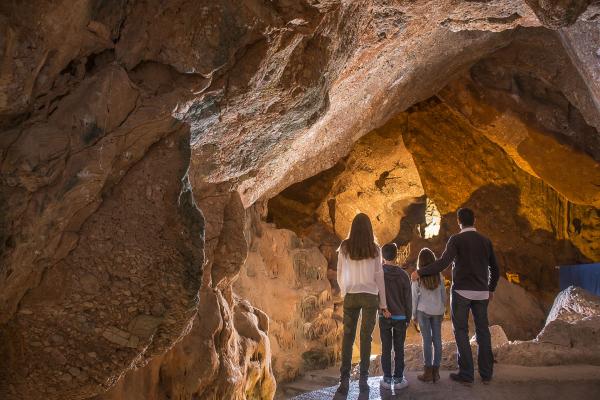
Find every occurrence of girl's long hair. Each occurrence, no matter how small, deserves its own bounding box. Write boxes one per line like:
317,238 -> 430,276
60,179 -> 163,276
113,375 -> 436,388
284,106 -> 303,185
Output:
417,247 -> 441,290
340,213 -> 379,260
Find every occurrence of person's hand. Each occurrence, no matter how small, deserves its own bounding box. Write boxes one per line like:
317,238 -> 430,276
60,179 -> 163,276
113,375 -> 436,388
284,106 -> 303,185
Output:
488,292 -> 494,302
412,319 -> 420,332
411,270 -> 419,281
381,308 -> 391,318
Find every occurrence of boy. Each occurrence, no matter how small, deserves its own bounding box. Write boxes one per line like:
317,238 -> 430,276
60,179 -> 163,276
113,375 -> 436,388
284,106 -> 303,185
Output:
379,243 -> 412,390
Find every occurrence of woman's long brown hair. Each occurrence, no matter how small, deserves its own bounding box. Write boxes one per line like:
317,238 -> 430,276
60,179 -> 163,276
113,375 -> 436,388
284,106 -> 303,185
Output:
417,247 -> 441,290
340,213 -> 379,260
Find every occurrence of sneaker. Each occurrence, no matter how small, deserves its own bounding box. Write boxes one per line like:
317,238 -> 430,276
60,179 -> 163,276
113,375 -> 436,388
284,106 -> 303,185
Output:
393,376 -> 409,390
380,377 -> 392,390
449,372 -> 473,385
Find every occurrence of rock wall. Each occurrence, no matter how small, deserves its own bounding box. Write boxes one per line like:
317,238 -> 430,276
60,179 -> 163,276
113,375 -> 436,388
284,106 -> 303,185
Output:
234,206 -> 342,382
96,187 -> 276,400
0,120 -> 204,398
96,291 -> 276,400
189,1 -> 544,206
496,286 -> 600,366
1,1 -> 599,399
402,98 -> 598,296
268,122 -> 425,245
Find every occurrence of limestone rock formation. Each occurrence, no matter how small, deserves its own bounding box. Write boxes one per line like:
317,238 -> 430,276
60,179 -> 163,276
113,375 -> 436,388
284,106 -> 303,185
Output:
488,277 -> 546,340
0,119 -> 205,399
269,123 -> 425,245
524,0 -> 595,28
190,1 -> 546,207
439,28 -> 600,207
97,292 -> 276,400
496,286 -> 600,366
96,188 -> 276,400
1,1 -> 599,399
235,207 -> 342,382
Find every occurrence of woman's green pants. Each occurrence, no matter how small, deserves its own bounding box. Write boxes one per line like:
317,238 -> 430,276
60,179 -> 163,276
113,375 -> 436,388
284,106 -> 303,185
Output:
339,293 -> 379,378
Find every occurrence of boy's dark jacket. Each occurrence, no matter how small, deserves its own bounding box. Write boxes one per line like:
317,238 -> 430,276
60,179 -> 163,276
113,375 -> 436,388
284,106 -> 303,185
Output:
383,264 -> 412,317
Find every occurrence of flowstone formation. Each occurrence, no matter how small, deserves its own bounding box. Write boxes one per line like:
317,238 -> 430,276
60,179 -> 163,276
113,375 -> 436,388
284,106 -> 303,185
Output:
1,1 -> 600,399
235,205 -> 342,382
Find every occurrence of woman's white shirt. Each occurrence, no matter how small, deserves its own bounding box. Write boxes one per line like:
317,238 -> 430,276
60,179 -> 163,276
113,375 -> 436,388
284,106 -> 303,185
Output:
336,249 -> 387,309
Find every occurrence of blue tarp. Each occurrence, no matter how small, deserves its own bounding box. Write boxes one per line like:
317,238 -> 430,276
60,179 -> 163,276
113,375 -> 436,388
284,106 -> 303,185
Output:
559,263 -> 600,296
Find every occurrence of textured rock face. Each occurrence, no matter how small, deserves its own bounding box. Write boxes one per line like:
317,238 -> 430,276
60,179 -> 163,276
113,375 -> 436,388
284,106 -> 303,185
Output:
496,286 -> 600,366
190,1 -> 544,206
489,277 -> 546,339
97,292 -> 276,400
1,1 -> 599,399
0,1 -> 274,398
439,29 -> 600,207
0,125 -> 204,398
269,123 -> 425,245
235,208 -> 342,382
524,0 -> 595,28
96,188 -> 276,400
401,98 -> 598,294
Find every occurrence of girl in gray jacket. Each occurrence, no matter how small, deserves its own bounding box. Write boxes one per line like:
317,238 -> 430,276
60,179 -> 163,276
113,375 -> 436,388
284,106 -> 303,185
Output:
412,248 -> 447,383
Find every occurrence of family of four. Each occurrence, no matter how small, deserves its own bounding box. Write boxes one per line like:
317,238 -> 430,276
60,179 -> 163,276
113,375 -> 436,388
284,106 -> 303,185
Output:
336,208 -> 500,394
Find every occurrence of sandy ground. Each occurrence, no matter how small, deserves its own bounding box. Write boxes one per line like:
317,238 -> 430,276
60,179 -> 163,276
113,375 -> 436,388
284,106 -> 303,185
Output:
278,364 -> 600,400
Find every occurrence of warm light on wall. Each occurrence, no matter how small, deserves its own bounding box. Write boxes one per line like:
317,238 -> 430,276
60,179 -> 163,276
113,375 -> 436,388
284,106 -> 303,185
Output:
424,198 -> 441,239
506,272 -> 520,284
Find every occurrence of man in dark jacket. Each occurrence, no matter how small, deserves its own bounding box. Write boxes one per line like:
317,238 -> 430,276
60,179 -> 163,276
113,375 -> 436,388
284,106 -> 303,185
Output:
379,243 -> 412,390
411,208 -> 499,385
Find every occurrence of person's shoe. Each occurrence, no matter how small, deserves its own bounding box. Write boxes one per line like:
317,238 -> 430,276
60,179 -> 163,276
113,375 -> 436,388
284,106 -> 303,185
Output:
432,366 -> 440,383
359,375 -> 369,392
336,376 -> 350,395
380,377 -> 392,390
417,366 -> 433,382
393,376 -> 409,390
449,372 -> 473,385
481,376 -> 493,385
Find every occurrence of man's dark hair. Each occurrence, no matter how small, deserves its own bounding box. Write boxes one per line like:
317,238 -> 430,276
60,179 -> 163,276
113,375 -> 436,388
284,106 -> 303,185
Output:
457,207 -> 475,227
381,243 -> 398,262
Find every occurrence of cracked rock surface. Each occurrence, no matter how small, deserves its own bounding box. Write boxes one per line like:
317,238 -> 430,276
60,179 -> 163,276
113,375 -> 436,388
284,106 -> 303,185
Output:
1,1 -> 599,399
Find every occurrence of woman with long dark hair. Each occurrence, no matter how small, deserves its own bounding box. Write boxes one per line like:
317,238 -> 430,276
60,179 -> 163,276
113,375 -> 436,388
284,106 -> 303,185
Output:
336,213 -> 389,394
411,247 -> 447,383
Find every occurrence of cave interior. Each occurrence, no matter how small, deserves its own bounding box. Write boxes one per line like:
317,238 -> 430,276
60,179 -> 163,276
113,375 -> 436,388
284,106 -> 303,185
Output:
1,2 -> 599,400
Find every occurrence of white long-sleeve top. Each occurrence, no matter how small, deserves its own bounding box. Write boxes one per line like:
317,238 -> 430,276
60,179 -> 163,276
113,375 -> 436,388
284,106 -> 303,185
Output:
336,248 -> 387,309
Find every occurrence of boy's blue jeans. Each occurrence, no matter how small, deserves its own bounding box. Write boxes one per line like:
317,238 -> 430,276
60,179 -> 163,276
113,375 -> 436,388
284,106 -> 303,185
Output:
379,317 -> 407,379
416,310 -> 443,367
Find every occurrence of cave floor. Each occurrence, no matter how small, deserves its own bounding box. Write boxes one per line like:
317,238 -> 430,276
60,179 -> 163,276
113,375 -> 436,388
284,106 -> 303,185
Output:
283,364 -> 600,400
